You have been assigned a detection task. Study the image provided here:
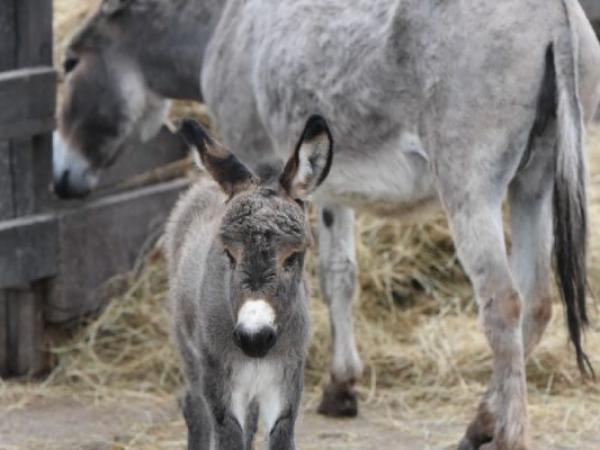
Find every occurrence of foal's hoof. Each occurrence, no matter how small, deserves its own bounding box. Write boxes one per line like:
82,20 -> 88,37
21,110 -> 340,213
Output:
317,382 -> 358,417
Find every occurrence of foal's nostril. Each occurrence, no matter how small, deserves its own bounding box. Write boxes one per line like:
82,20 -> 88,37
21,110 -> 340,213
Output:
233,326 -> 277,358
264,328 -> 276,346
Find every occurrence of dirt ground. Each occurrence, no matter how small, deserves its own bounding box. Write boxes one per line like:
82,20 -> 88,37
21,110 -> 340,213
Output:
1,391 -> 599,450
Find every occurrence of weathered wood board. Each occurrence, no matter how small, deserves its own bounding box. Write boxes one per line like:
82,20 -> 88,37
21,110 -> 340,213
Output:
47,179 -> 189,324
0,135 -> 54,220
0,293 -> 7,376
0,0 -> 18,72
0,141 -> 12,220
0,0 -> 190,378
0,214 -> 58,289
0,0 -> 52,70
0,0 -> 55,377
5,285 -> 47,376
0,67 -> 56,141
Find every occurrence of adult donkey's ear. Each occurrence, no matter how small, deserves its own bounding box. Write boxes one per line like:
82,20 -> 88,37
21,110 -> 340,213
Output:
102,0 -> 134,15
280,115 -> 334,200
179,119 -> 255,197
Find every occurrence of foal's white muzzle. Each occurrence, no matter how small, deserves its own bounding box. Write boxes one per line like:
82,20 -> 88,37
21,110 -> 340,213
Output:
233,299 -> 278,358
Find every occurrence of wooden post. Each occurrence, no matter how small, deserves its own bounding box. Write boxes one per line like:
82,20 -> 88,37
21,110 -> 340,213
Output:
0,0 -> 55,377
5,285 -> 47,376
0,0 -> 189,378
0,293 -> 8,376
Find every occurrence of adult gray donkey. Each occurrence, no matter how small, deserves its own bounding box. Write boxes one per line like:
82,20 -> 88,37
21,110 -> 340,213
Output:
55,1 -> 600,449
166,115 -> 333,450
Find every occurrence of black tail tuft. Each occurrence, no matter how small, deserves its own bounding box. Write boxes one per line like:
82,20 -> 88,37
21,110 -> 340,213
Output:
551,16 -> 595,378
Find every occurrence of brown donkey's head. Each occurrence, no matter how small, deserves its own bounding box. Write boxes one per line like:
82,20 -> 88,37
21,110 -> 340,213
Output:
54,0 -> 220,198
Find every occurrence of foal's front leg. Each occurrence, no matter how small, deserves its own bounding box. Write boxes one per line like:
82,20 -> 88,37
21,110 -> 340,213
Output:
213,414 -> 245,450
269,415 -> 297,450
266,367 -> 303,450
202,368 -> 245,450
316,203 -> 363,417
181,390 -> 212,450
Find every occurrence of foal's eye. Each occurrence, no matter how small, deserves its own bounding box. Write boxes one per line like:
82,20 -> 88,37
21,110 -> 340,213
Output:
63,57 -> 79,74
283,252 -> 301,270
224,249 -> 236,267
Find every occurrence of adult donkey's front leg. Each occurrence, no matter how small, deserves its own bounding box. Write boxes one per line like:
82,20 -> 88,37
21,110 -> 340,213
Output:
316,203 -> 364,417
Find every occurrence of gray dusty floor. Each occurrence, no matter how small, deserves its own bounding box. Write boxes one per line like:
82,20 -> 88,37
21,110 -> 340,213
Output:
1,395 -> 598,450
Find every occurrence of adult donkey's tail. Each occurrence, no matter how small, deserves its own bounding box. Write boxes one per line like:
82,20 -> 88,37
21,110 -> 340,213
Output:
553,0 -> 593,377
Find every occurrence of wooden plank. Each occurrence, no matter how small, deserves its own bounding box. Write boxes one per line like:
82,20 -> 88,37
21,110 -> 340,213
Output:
0,214 -> 58,289
47,179 -> 189,323
15,0 -> 53,67
8,134 -> 54,216
31,133 -> 54,212
8,138 -> 35,216
0,67 -> 56,140
0,0 -> 52,70
0,135 -> 53,220
99,126 -> 189,189
6,284 -> 47,376
0,0 -> 16,71
0,140 -> 14,220
0,292 -> 7,376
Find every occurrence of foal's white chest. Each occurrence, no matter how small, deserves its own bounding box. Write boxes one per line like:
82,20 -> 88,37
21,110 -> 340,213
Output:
230,360 -> 283,432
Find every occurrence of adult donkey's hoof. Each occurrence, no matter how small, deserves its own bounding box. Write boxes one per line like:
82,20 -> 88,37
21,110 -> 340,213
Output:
317,382 -> 358,417
457,437 -> 477,450
479,441 -> 529,450
457,431 -> 494,450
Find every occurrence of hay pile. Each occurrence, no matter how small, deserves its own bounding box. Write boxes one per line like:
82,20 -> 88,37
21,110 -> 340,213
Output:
3,1 -> 596,448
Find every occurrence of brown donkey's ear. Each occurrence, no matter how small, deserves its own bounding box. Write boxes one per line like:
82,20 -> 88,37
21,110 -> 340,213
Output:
179,119 -> 255,197
280,115 -> 334,200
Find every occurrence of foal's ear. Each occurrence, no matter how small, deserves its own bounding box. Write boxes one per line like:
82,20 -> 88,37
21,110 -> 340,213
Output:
280,115 -> 333,200
102,0 -> 134,15
179,119 -> 255,197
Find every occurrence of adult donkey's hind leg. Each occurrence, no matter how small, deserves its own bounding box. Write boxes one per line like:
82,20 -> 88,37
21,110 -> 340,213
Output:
441,189 -> 528,450
316,203 -> 364,417
459,141 -> 555,450
509,135 -> 555,358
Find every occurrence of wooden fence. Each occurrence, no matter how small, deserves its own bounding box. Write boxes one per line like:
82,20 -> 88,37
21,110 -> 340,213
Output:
0,0 -> 188,377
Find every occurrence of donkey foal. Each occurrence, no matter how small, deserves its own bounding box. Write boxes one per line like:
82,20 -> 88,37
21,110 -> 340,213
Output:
165,116 -> 334,450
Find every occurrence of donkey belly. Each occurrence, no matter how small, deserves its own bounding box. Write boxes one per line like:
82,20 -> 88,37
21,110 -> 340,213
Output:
317,134 -> 439,220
